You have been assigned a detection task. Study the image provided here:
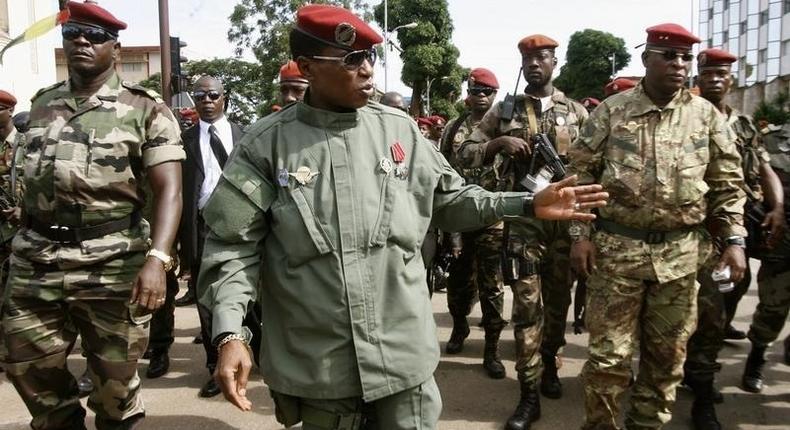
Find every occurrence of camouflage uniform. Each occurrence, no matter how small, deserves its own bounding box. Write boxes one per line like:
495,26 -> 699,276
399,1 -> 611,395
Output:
458,89 -> 588,383
747,124 -> 790,349
684,108 -> 770,383
442,114 -> 506,332
1,73 -> 184,430
0,127 -> 24,365
568,83 -> 745,429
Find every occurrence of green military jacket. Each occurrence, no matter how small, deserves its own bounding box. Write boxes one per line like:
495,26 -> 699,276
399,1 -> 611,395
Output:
0,128 -> 23,244
567,82 -> 746,283
15,72 -> 184,268
198,101 -> 528,401
724,107 -> 771,201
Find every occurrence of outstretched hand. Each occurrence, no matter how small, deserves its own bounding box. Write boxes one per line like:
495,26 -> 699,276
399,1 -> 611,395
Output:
534,175 -> 608,221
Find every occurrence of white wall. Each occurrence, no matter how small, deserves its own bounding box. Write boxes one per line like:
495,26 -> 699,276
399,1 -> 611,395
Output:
0,0 -> 58,112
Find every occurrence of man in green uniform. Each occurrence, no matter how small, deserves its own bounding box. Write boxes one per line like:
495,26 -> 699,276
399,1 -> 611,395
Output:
0,2 -> 184,429
441,68 -> 509,378
0,89 -> 20,373
458,34 -> 588,430
682,48 -> 785,430
741,121 -> 790,394
197,5 -> 608,429
568,24 -> 747,430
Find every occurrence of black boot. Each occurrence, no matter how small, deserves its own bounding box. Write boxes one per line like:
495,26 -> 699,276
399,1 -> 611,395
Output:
445,317 -> 470,354
540,353 -> 562,399
505,381 -> 541,430
724,324 -> 747,340
146,349 -> 170,379
483,328 -> 505,379
689,378 -> 722,430
682,373 -> 724,404
741,345 -> 767,393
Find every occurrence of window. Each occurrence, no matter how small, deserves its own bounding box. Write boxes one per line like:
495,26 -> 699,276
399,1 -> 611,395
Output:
768,18 -> 781,40
759,10 -> 769,25
748,13 -> 758,29
748,0 -> 759,14
121,62 -> 144,73
783,40 -> 790,55
730,3 -> 741,23
758,48 -> 767,63
770,2 -> 782,17
747,29 -> 758,49
714,0 -> 723,14
767,58 -> 779,77
785,0 -> 790,14
724,0 -> 730,10
713,32 -> 723,46
740,20 -> 747,34
723,29 -> 729,40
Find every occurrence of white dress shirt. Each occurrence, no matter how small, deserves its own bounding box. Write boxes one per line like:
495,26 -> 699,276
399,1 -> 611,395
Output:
197,116 -> 234,210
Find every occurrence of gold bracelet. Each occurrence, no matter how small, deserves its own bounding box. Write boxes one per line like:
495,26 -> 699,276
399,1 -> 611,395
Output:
217,333 -> 248,353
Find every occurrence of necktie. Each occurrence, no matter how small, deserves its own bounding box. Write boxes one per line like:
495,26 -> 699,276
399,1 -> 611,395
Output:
208,124 -> 228,169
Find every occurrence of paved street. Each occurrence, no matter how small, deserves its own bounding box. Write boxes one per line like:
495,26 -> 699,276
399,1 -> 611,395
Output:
0,264 -> 788,429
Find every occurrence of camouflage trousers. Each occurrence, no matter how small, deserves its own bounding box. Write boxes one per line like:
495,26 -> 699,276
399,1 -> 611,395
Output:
509,218 -> 571,383
582,269 -> 698,430
446,228 -> 505,331
539,223 -> 573,357
748,228 -> 790,348
0,243 -> 11,365
684,240 -> 724,382
1,252 -> 150,430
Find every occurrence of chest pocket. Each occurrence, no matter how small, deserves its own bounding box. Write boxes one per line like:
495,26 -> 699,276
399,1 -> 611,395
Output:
676,143 -> 710,205
271,186 -> 334,267
602,143 -> 644,207
369,175 -> 421,254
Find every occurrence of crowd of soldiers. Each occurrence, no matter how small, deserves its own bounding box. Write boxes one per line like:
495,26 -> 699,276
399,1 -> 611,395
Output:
0,1 -> 787,430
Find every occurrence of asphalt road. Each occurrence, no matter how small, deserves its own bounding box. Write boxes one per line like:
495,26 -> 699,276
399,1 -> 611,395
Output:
0,263 -> 788,429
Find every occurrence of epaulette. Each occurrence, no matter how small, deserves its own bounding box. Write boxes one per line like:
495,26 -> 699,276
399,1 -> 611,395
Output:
31,81 -> 66,102
121,81 -> 165,104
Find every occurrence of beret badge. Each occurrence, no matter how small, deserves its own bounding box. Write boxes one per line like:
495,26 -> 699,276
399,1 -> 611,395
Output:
335,22 -> 357,47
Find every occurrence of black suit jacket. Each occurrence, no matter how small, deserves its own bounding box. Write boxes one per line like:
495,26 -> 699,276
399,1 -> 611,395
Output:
179,120 -> 244,271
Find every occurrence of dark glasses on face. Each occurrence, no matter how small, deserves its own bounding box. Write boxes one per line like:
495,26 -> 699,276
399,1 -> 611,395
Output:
469,87 -> 495,96
311,48 -> 378,70
646,48 -> 694,62
193,90 -> 222,101
62,23 -> 116,45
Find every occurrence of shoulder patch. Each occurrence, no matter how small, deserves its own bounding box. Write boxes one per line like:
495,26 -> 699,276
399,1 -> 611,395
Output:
121,81 -> 165,104
31,81 -> 66,102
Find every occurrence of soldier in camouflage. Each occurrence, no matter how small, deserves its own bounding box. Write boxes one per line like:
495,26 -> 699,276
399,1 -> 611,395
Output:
0,2 -> 184,429
568,24 -> 747,430
458,35 -> 588,430
682,48 -> 785,430
741,120 -> 790,394
440,68 -> 506,373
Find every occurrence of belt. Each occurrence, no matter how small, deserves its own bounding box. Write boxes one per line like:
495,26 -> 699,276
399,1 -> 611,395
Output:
595,218 -> 696,245
26,211 -> 142,243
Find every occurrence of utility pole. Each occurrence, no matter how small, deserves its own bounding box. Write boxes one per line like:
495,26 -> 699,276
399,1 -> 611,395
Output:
159,0 -> 171,106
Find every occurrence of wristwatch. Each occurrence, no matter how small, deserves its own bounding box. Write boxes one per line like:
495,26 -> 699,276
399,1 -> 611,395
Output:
723,235 -> 746,248
522,194 -> 535,217
146,248 -> 174,272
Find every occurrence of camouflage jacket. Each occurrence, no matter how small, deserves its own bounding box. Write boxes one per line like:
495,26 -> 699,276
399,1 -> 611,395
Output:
567,83 -> 746,282
457,88 -> 588,192
724,107 -> 771,201
14,72 -> 185,268
440,113 -> 494,185
0,128 -> 24,244
761,123 -> 790,210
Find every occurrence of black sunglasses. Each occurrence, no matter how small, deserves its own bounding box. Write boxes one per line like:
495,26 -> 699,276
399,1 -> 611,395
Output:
193,90 -> 223,101
62,23 -> 116,45
310,48 -> 377,70
646,48 -> 694,63
469,87 -> 495,96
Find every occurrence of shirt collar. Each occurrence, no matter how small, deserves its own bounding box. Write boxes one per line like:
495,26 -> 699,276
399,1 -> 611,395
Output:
296,100 -> 359,130
200,116 -> 229,134
625,80 -> 693,117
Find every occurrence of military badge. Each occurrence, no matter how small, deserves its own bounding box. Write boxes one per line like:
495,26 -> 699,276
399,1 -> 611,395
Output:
278,168 -> 290,187
335,22 -> 357,47
379,158 -> 393,174
290,166 -> 320,185
390,141 -> 406,163
556,116 -> 566,126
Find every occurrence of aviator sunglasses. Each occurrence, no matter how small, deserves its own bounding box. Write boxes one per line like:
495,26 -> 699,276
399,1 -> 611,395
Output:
62,23 -> 116,45
192,90 -> 223,101
310,48 -> 378,70
646,48 -> 694,62
469,86 -> 495,96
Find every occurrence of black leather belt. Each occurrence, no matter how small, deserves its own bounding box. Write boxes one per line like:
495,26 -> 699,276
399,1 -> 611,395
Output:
26,212 -> 142,243
595,218 -> 696,245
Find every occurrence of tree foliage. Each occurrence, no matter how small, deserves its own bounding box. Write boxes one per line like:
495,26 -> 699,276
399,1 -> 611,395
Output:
553,29 -> 630,100
753,90 -> 790,126
373,0 -> 464,118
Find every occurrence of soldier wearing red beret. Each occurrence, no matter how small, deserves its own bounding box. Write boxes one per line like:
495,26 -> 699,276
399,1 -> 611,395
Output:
279,60 -> 309,105
603,77 -> 638,97
198,4 -> 608,429
0,89 -> 19,377
2,2 -> 185,429
417,116 -> 432,137
570,24 -> 747,430
457,34 -> 590,429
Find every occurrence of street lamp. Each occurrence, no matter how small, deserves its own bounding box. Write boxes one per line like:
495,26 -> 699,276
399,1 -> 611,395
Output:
609,52 -> 616,78
383,22 -> 418,92
425,76 -> 448,115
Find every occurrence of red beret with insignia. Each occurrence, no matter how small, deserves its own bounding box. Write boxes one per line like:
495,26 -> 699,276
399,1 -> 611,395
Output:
67,1 -> 127,33
604,77 -> 638,97
279,60 -> 308,83
0,90 -> 16,108
697,48 -> 737,67
580,97 -> 600,108
518,34 -> 559,55
417,117 -> 432,128
645,23 -> 699,49
296,4 -> 383,51
469,68 -> 499,89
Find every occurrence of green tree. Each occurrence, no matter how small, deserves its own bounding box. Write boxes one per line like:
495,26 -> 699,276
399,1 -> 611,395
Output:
139,73 -> 162,94
753,90 -> 790,126
373,0 -> 464,118
553,29 -> 630,100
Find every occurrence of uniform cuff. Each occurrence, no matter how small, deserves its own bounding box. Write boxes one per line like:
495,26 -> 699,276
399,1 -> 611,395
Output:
143,145 -> 186,168
211,306 -> 245,342
501,192 -> 529,217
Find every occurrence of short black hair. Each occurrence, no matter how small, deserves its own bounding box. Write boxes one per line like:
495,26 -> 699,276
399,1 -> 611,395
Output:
289,27 -> 329,59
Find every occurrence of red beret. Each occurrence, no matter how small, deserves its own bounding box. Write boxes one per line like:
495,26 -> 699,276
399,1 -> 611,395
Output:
279,60 -> 308,83
518,34 -> 559,55
604,78 -> 638,97
0,90 -> 16,108
697,48 -> 737,67
580,97 -> 600,108
295,4 -> 382,51
417,117 -> 432,128
67,1 -> 127,33
271,105 -> 283,112
469,68 -> 499,89
429,115 -> 446,126
646,23 -> 699,49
